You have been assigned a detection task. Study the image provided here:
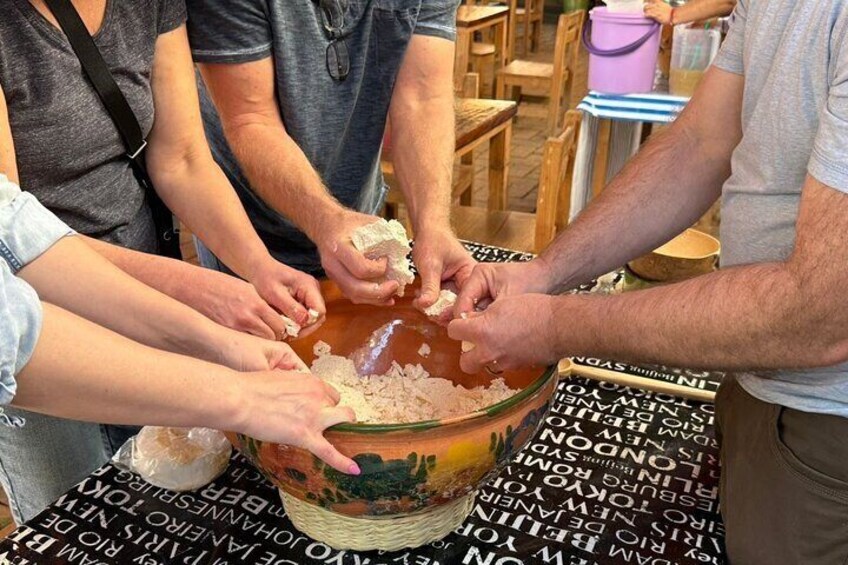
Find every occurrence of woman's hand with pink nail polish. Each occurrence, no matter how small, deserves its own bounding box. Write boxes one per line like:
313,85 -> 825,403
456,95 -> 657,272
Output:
231,370 -> 359,474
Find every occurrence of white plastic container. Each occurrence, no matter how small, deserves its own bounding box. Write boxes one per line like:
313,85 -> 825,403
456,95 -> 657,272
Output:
603,0 -> 645,14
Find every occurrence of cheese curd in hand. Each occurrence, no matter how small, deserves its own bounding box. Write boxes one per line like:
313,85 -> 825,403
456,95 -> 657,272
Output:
351,219 -> 414,297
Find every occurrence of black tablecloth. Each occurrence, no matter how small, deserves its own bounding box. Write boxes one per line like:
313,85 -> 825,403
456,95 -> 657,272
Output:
0,243 -> 727,565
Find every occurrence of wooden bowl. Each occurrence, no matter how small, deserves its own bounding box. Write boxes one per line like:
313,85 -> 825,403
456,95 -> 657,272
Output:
226,281 -> 562,551
627,228 -> 720,283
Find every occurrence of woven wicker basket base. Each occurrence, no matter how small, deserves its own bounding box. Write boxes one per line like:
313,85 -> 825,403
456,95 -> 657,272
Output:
280,490 -> 476,552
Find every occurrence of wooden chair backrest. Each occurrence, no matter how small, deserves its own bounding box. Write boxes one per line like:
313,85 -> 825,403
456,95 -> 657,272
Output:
545,11 -> 584,132
506,0 -> 519,62
552,11 -> 584,87
566,10 -> 586,74
534,110 -> 582,252
461,72 -> 481,98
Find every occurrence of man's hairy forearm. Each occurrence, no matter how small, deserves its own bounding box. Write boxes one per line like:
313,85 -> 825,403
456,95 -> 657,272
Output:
227,120 -> 343,242
539,121 -> 731,293
556,260 -> 846,371
390,95 -> 454,231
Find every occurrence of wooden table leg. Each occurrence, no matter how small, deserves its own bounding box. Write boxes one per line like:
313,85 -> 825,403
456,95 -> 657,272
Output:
488,122 -> 512,211
454,30 -> 472,93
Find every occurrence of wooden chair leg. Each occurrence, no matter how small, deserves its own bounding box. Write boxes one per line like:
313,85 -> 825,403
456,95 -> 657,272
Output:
460,152 -> 474,206
533,19 -> 542,52
495,75 -> 506,99
529,21 -> 537,53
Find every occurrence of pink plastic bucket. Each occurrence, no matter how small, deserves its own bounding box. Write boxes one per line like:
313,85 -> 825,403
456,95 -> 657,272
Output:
583,7 -> 661,94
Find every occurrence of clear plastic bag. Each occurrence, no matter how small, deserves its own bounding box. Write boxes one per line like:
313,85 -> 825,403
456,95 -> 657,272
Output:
112,427 -> 232,492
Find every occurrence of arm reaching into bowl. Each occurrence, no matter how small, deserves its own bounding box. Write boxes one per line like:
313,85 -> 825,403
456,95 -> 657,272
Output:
18,234 -> 305,374
12,302 -> 358,475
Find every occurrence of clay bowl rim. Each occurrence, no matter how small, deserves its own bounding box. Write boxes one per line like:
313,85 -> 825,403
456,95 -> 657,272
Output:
327,360 -> 564,434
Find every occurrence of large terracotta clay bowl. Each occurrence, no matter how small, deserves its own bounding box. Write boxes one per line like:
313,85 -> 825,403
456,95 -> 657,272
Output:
226,280 -> 563,551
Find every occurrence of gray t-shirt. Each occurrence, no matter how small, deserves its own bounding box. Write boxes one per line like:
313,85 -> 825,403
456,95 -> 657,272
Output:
0,0 -> 186,251
186,0 -> 459,273
713,0 -> 848,416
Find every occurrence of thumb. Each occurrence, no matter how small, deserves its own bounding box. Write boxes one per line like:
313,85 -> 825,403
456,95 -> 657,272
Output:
417,260 -> 443,307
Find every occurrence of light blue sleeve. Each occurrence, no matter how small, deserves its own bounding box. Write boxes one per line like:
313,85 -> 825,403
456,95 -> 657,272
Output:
0,174 -> 74,273
0,175 -> 73,426
712,0 -> 747,76
0,263 -> 41,426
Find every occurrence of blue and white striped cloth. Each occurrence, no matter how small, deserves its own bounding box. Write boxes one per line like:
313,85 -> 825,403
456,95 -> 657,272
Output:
577,91 -> 690,124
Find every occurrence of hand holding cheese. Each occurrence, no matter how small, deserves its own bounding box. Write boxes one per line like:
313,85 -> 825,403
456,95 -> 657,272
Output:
411,228 -> 476,313
247,257 -> 326,332
454,260 -> 556,317
351,219 -> 415,297
315,211 -> 401,305
449,293 -> 561,373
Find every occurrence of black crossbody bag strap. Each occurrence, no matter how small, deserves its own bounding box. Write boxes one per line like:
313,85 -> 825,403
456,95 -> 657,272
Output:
43,0 -> 181,258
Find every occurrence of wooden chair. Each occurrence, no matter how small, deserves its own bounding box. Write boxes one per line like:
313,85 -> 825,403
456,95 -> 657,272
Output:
495,11 -> 583,134
450,110 -> 581,254
515,0 -> 544,55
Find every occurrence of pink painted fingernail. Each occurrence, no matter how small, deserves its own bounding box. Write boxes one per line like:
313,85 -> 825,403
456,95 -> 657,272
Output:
349,463 -> 361,475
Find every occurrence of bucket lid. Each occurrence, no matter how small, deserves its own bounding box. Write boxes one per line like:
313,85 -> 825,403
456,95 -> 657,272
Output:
590,6 -> 653,23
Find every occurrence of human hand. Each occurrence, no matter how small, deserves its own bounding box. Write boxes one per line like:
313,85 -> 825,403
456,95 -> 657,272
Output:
217,331 -> 309,373
183,265 -> 295,340
248,258 -> 325,334
448,294 -> 562,373
233,370 -> 359,474
644,0 -> 674,24
412,228 -> 476,312
454,259 -> 555,316
315,210 -> 399,305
